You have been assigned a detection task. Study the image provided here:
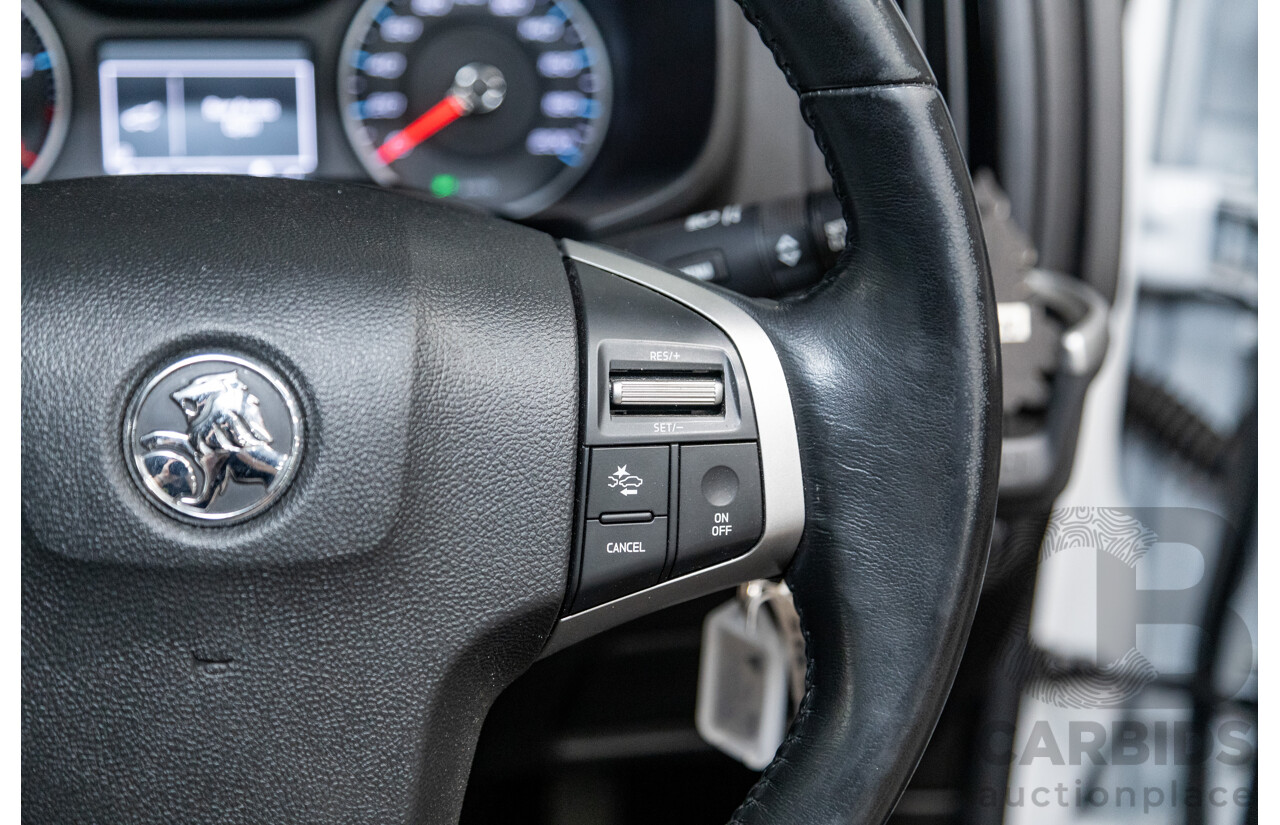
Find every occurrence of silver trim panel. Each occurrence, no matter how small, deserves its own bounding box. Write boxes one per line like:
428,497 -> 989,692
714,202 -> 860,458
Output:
543,241 -> 805,656
1025,268 -> 1110,377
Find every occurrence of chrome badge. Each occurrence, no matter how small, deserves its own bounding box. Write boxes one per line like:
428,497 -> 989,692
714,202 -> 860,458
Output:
125,354 -> 303,524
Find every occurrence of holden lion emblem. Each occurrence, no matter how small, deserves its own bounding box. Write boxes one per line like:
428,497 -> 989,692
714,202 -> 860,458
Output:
125,354 -> 303,524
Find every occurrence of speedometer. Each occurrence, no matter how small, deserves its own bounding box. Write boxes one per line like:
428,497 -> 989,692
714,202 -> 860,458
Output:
21,0 -> 70,183
339,0 -> 612,218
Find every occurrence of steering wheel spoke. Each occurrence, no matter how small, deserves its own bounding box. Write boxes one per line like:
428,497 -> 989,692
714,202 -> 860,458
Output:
545,241 -> 805,655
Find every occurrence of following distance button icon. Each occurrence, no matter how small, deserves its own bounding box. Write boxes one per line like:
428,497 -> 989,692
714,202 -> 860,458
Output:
586,445 -> 670,517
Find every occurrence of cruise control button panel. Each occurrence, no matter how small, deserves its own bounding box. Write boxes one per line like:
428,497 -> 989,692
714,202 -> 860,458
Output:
565,258 -> 779,617
574,518 -> 668,612
674,443 -> 763,576
570,441 -> 765,613
586,446 -> 670,518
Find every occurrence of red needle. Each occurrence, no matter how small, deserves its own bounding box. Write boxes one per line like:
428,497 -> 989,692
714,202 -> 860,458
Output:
376,94 -> 469,165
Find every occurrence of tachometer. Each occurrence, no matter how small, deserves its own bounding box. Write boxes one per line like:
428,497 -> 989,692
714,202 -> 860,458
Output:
21,0 -> 70,183
339,0 -> 612,218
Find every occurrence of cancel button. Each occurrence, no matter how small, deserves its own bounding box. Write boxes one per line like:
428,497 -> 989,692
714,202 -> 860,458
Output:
574,518 -> 668,612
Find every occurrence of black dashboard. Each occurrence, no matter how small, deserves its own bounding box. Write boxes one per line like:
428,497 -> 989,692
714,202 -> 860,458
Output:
21,0 -> 730,233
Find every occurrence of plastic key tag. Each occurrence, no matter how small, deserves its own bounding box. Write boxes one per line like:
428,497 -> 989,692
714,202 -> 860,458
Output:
695,586 -> 790,770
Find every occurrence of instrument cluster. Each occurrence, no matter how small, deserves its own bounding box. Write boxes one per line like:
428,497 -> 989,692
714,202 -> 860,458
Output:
20,0 -> 721,228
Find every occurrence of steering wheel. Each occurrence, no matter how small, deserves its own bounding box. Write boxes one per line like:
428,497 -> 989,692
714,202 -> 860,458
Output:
21,1 -> 1000,823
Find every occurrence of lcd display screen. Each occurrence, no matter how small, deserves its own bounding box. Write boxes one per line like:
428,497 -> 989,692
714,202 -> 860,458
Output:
99,41 -> 317,177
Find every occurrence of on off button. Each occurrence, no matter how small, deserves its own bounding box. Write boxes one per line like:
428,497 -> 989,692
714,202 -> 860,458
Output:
674,443 -> 763,576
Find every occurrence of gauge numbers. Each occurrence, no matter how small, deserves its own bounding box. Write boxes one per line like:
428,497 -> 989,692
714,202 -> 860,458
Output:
339,0 -> 612,217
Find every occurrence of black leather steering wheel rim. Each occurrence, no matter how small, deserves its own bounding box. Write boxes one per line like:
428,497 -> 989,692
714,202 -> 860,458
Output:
727,1 -> 1001,822
21,2 -> 999,823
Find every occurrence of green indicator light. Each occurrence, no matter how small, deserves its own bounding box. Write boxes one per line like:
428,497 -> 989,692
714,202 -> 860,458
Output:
430,174 -> 459,198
